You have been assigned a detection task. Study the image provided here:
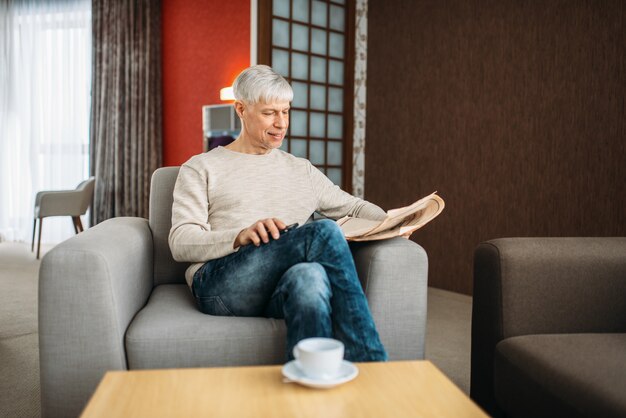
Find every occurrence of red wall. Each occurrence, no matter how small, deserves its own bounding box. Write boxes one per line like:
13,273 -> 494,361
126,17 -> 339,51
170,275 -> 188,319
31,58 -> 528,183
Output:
162,0 -> 250,166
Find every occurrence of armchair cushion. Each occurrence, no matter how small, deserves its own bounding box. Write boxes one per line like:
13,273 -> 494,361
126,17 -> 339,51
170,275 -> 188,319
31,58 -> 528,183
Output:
494,333 -> 626,418
125,284 -> 287,369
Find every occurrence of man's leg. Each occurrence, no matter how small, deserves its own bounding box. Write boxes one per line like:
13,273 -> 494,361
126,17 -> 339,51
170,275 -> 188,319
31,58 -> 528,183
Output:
260,220 -> 387,361
192,240 -> 289,316
296,220 -> 387,362
265,262 -> 333,359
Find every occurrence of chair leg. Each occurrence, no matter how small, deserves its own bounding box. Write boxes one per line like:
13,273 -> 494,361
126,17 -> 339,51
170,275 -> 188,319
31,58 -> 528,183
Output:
72,216 -> 84,233
72,217 -> 79,234
37,218 -> 43,260
31,218 -> 37,252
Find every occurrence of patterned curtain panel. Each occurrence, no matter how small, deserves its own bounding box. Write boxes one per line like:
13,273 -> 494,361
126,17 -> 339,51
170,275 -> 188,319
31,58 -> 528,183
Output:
90,0 -> 162,223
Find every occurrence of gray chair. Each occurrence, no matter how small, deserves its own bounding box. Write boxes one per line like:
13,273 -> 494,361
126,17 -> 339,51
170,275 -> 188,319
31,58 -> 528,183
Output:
471,237 -> 626,418
32,177 -> 95,259
39,167 -> 429,418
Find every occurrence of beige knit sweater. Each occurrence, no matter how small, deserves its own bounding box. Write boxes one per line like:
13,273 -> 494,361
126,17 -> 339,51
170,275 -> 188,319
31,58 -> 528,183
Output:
169,146 -> 386,286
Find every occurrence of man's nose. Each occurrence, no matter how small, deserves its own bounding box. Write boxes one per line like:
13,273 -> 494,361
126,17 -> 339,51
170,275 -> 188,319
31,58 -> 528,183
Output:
274,114 -> 288,128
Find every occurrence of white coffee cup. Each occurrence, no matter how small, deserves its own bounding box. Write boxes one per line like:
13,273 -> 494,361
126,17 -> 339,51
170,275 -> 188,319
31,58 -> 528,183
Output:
293,337 -> 344,380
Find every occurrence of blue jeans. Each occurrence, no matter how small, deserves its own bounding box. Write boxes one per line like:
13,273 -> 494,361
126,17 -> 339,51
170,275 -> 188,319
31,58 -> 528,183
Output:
192,219 -> 388,362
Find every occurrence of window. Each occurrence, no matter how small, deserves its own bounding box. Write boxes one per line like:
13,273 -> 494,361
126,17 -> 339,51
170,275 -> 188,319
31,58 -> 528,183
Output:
0,0 -> 91,243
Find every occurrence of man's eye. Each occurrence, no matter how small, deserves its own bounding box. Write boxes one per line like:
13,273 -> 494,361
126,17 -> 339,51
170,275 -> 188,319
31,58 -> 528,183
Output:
263,113 -> 273,116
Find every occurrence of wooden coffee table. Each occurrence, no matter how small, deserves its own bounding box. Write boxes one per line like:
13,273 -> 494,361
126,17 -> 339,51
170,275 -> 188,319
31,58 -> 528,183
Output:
81,361 -> 487,417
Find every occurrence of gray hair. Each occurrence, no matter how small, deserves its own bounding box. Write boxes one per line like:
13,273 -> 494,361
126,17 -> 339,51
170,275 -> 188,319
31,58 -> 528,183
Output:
233,65 -> 293,104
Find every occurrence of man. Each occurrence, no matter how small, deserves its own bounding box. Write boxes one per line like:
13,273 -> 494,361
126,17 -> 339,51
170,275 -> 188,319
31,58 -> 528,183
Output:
169,65 -> 387,361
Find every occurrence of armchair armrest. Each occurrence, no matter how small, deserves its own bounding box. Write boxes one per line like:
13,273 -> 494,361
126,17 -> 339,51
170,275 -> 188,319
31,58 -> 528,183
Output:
39,217 -> 154,418
470,237 -> 626,416
351,237 -> 429,360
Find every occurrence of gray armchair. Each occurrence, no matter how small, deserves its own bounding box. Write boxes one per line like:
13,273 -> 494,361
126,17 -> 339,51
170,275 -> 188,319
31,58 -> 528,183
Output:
471,238 -> 626,418
32,177 -> 95,259
39,167 -> 429,418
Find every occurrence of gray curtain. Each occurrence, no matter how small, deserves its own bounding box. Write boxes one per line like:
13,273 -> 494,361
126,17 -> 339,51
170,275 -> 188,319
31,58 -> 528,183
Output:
90,0 -> 162,223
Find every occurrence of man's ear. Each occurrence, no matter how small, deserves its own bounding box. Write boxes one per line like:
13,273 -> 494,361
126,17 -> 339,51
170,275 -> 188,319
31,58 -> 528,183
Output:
234,101 -> 245,119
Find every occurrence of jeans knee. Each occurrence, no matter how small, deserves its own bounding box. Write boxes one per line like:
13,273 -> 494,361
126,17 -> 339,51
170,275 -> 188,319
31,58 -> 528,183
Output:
283,262 -> 331,305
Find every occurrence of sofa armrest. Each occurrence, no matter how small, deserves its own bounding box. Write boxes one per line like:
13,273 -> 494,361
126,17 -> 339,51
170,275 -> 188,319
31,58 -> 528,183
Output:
350,237 -> 429,360
39,217 -> 154,418
470,237 -> 626,417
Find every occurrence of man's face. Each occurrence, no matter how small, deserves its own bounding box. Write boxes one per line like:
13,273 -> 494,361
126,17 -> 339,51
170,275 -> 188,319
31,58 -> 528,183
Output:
236,100 -> 290,151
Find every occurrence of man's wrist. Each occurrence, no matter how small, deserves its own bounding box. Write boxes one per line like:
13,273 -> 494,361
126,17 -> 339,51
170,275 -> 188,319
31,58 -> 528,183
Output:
233,229 -> 245,249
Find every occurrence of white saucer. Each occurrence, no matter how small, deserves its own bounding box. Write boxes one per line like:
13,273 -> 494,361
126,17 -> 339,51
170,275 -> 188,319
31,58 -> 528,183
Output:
282,360 -> 359,389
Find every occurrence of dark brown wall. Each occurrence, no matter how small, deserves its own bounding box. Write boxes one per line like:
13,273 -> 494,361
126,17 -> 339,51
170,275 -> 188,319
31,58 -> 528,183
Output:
365,0 -> 626,295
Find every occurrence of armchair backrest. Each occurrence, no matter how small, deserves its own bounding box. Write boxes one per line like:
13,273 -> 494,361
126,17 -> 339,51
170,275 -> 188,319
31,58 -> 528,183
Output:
149,167 -> 189,285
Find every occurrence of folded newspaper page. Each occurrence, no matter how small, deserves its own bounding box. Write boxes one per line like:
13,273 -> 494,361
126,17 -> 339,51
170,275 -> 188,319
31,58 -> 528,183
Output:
337,192 -> 445,241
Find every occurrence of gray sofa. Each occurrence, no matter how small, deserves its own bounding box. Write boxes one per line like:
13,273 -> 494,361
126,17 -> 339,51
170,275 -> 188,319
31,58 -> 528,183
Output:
471,238 -> 626,418
39,166 -> 429,418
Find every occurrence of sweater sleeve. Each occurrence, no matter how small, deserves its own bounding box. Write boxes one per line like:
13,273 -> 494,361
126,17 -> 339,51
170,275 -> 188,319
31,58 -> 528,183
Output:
308,161 -> 387,221
168,163 -> 242,262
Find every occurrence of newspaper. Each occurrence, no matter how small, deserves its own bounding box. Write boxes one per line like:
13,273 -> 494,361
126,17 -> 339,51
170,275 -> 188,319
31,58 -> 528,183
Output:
337,192 -> 445,241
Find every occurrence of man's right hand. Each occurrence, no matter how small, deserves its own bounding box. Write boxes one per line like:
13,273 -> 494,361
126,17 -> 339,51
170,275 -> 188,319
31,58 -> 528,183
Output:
234,218 -> 287,249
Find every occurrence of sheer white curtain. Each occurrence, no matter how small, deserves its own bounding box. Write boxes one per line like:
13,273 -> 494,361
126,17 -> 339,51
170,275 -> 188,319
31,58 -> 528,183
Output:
0,0 -> 91,244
